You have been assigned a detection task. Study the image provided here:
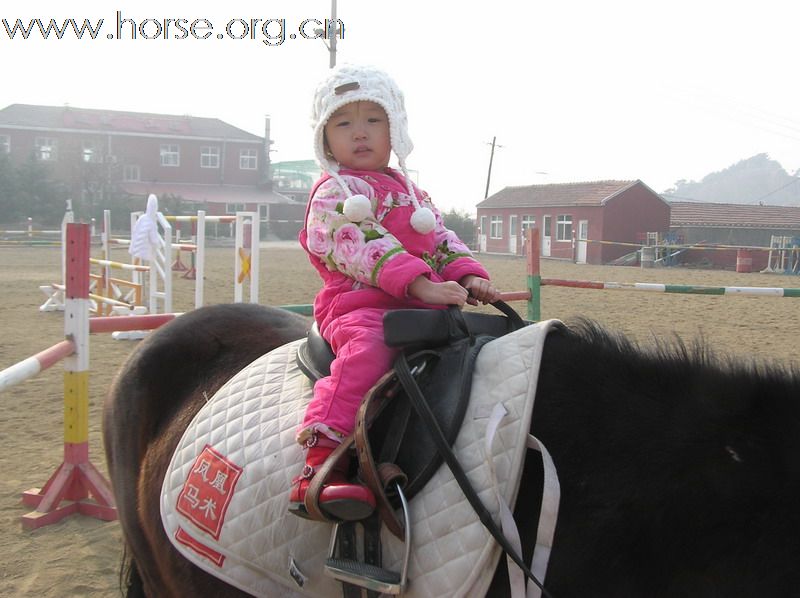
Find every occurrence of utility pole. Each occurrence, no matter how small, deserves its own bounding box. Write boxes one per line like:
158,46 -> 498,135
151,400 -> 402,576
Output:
328,0 -> 338,68
484,136 -> 503,199
316,0 -> 339,68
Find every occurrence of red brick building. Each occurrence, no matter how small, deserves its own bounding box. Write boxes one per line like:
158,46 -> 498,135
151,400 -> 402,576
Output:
0,104 -> 304,235
476,180 -> 670,264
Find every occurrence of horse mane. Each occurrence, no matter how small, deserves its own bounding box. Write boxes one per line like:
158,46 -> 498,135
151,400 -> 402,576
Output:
562,316 -> 800,395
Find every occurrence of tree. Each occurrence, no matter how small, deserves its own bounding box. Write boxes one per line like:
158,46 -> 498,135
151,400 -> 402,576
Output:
0,153 -> 22,223
663,154 -> 798,205
442,208 -> 475,245
4,156 -> 69,226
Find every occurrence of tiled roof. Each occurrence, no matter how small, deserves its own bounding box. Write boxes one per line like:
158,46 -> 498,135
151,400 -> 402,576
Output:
0,104 -> 262,142
669,201 -> 800,230
477,180 -> 646,208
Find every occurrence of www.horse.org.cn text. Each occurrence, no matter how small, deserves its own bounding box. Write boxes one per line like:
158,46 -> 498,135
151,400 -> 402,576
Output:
1,11 -> 345,47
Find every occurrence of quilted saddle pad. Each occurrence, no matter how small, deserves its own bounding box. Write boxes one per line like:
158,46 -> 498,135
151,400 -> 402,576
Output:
161,319 -> 561,597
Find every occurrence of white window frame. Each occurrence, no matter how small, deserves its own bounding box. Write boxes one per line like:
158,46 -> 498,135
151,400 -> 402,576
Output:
521,215 -> 536,230
201,146 -> 220,169
82,140 -> 101,163
123,164 -> 141,182
239,148 -> 257,170
160,144 -> 180,167
226,202 -> 246,214
0,135 -> 9,154
556,214 -> 573,241
490,215 -> 503,239
35,137 -> 57,161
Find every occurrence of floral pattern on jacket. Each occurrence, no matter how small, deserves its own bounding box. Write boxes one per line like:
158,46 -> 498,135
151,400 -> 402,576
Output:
305,169 -> 474,289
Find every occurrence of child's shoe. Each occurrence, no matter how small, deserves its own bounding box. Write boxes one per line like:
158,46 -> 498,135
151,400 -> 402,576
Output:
288,444 -> 375,521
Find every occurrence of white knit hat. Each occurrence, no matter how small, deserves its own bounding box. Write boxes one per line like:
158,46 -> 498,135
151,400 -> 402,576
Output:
310,64 -> 435,234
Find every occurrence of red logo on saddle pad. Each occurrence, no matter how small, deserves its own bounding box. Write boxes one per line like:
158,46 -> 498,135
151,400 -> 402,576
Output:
176,444 -> 242,540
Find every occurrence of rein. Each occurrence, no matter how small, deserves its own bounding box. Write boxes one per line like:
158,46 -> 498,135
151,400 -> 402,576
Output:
392,301 -> 556,598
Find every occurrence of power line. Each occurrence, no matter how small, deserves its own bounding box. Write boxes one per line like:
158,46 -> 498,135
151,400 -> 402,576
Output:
753,176 -> 800,203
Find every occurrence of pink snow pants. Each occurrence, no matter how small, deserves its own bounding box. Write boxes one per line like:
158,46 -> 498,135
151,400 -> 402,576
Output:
300,307 -> 398,441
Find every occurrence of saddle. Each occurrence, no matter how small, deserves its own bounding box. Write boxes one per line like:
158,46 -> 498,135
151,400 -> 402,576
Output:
295,303 -> 529,594
297,305 -> 525,502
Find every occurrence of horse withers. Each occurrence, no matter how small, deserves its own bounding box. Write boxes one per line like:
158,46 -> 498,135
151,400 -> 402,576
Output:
104,303 -> 800,597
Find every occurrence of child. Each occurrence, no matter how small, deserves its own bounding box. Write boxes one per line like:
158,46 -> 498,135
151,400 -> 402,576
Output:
291,64 -> 500,521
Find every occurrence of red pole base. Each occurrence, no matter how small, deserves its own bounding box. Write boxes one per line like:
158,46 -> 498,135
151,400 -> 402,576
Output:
181,266 -> 196,280
172,254 -> 188,271
20,454 -> 117,530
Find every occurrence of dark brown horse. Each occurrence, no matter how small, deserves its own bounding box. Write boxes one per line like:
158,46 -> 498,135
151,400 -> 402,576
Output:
104,303 -> 800,597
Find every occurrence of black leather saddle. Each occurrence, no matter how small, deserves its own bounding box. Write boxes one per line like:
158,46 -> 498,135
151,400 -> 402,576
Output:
295,305 -> 528,502
296,307 -> 524,384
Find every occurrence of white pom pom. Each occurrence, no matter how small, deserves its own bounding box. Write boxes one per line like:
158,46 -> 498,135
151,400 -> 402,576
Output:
343,194 -> 372,222
410,206 -> 436,234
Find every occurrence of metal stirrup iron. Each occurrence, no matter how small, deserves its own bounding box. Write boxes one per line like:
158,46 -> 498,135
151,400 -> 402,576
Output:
325,481 -> 412,595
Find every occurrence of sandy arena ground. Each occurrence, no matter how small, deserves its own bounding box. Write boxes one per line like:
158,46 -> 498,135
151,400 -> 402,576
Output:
2,242 -> 799,596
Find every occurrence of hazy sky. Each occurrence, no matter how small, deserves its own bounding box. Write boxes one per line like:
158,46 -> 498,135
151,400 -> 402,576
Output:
2,0 -> 799,213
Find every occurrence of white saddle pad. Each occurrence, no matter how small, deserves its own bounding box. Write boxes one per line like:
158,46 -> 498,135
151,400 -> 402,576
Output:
161,319 -> 561,597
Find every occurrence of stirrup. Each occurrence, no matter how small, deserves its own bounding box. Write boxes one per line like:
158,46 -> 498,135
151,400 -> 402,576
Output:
324,483 -> 411,595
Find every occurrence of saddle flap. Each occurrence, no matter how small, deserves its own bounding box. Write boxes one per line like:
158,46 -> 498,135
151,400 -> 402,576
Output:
367,335 -> 494,502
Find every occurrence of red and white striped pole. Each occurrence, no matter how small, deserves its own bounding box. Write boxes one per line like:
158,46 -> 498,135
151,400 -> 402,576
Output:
21,223 -> 117,529
0,340 -> 75,391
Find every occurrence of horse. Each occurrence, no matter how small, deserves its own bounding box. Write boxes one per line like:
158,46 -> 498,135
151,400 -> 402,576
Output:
103,302 -> 800,597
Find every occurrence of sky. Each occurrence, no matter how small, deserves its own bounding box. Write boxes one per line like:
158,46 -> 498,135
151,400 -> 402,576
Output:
2,0 -> 799,214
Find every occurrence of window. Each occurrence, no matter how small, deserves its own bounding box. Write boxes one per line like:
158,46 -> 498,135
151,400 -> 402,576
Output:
123,165 -> 141,182
490,215 -> 503,239
201,146 -> 220,169
226,202 -> 246,214
35,137 -> 57,161
239,149 -> 257,170
556,215 -> 573,241
160,144 -> 180,167
0,135 -> 9,154
82,140 -> 101,163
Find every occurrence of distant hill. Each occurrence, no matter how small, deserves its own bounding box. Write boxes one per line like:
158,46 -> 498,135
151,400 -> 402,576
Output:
662,154 -> 800,206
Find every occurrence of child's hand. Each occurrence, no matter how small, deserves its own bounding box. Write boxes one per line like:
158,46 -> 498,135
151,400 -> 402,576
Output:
408,276 -> 469,306
460,275 -> 500,306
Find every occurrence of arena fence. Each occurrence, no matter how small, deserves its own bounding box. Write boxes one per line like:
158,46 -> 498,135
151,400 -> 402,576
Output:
522,228 -> 800,321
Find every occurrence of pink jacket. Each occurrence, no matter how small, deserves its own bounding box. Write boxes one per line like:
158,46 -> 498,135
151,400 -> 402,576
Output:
299,168 -> 490,331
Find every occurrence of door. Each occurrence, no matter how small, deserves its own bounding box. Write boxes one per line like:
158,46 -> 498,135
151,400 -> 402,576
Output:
542,215 -> 552,257
576,219 -> 589,263
479,216 -> 487,252
509,215 -> 518,254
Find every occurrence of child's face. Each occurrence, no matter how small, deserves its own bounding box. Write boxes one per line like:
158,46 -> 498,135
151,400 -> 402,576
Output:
324,101 -> 391,171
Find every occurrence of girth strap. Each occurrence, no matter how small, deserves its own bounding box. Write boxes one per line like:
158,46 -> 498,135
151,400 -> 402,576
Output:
393,351 -> 555,598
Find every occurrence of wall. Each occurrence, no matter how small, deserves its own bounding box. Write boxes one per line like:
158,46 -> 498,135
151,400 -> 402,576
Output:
602,184 -> 671,263
0,126 -> 264,188
477,206 -> 590,259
